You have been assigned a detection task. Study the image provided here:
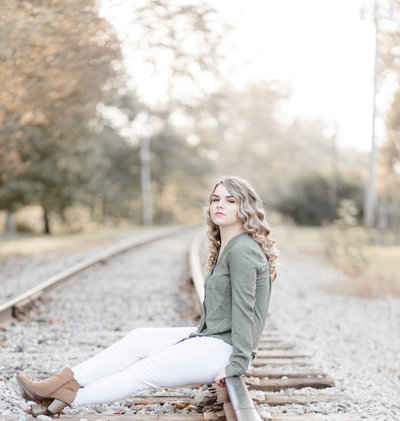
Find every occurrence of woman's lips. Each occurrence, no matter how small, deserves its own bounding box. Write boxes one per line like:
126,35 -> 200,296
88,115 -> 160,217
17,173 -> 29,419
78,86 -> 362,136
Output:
215,212 -> 225,216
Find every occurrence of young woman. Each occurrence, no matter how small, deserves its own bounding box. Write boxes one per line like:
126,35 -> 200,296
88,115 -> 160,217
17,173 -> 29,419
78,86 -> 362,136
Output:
16,176 -> 279,417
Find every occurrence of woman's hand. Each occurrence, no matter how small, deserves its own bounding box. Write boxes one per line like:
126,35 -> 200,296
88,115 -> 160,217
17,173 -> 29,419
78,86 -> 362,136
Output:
214,368 -> 227,387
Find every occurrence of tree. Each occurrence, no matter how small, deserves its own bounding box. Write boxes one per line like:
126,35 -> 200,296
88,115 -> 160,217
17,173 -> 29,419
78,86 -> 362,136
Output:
379,1 -> 400,234
149,128 -> 214,223
275,172 -> 364,226
185,83 -> 339,201
380,88 -> 400,236
382,89 -> 400,203
102,0 -> 225,109
96,0 -> 227,224
89,124 -> 142,223
0,0 -> 122,233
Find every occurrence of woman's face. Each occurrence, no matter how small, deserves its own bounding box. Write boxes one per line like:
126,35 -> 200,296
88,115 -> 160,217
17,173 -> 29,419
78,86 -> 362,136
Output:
210,183 -> 242,230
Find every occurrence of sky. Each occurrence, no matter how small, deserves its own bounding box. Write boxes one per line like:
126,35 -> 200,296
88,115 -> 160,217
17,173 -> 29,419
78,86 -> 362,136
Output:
100,0 -> 396,152
213,0 -> 381,151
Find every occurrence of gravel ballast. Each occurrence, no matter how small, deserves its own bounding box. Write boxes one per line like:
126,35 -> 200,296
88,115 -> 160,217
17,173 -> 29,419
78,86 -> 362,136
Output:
264,248 -> 400,420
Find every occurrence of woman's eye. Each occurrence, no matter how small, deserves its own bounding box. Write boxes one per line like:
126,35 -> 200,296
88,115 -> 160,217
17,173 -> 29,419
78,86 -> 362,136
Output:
228,200 -> 235,204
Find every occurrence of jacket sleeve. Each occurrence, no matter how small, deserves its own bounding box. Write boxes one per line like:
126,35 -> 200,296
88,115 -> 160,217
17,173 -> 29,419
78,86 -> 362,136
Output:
225,245 -> 258,377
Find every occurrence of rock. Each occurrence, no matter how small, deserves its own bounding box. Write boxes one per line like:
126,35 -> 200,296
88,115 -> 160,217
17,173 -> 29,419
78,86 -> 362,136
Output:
192,387 -> 217,407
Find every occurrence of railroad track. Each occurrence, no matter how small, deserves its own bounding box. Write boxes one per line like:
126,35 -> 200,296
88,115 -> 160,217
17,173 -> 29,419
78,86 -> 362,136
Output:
0,227 -> 358,420
0,226 -> 183,327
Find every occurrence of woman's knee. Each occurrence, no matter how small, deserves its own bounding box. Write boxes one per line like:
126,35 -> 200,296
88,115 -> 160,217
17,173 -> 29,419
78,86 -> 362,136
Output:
124,327 -> 151,341
120,327 -> 198,360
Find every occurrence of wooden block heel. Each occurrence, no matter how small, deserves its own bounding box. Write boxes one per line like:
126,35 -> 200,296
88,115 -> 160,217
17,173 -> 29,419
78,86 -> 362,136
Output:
47,398 -> 68,415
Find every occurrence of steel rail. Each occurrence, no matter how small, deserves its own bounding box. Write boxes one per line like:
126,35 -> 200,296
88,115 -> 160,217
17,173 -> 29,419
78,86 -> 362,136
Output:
189,229 -> 267,421
226,376 -> 264,421
0,225 -> 183,326
189,228 -> 206,306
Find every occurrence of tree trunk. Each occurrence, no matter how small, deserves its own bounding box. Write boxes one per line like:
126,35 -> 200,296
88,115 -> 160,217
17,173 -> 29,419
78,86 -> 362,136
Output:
43,208 -> 51,235
5,210 -> 16,233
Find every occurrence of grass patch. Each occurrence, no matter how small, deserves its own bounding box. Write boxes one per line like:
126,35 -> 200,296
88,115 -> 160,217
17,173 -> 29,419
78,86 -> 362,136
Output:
274,224 -> 325,255
275,224 -> 400,298
324,273 -> 400,298
0,226 -> 151,258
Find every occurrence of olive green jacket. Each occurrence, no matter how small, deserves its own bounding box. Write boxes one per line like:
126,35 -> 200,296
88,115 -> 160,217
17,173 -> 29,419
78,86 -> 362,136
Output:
189,232 -> 272,377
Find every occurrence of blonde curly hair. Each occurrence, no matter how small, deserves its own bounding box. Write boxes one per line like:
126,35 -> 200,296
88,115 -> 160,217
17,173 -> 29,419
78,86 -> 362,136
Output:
205,176 -> 279,282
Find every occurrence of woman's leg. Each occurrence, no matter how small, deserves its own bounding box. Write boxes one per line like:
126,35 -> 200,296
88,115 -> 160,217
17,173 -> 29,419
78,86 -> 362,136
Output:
72,327 -> 196,387
72,336 -> 232,407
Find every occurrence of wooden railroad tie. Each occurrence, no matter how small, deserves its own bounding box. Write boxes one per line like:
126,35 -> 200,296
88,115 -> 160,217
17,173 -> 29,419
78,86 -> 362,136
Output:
0,414 -> 360,421
127,392 -> 348,407
245,376 -> 335,391
246,369 -> 327,379
258,342 -> 296,350
253,358 -> 311,366
256,350 -> 310,358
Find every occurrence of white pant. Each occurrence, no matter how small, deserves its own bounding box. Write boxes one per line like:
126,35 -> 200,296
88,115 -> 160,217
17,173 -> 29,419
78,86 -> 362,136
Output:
71,327 -> 233,407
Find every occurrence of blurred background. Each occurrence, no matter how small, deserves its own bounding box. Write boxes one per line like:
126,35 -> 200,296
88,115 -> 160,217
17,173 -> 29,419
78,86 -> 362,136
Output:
0,0 -> 399,296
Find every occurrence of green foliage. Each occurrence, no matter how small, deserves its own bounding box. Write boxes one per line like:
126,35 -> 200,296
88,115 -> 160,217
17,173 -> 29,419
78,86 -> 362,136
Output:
274,173 -> 364,225
150,129 -> 213,223
15,219 -> 36,234
88,125 -> 142,223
